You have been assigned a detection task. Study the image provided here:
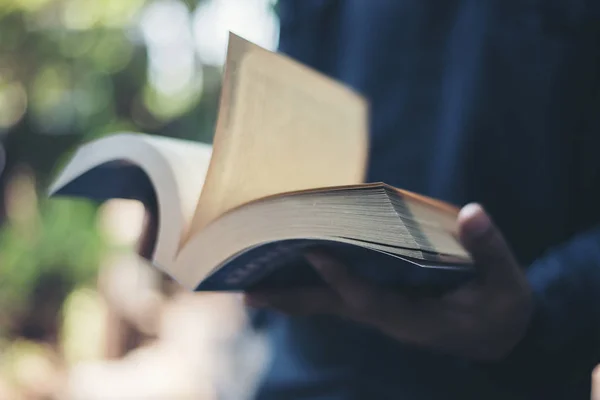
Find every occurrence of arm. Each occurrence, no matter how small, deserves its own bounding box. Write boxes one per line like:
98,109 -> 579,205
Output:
528,224 -> 600,359
482,224 -> 600,394
486,114 -> 600,392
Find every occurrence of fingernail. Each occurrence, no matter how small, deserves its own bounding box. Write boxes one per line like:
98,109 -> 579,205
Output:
459,203 -> 491,238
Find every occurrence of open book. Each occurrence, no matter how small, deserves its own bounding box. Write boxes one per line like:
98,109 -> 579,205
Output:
49,34 -> 473,292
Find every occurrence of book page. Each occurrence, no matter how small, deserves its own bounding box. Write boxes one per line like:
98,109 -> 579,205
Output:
187,33 -> 369,237
49,133 -> 212,269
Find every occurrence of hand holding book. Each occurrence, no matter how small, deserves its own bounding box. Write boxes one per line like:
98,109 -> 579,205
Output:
246,203 -> 533,361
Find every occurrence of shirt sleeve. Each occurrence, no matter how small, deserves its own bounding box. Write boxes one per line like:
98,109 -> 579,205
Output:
480,225 -> 600,397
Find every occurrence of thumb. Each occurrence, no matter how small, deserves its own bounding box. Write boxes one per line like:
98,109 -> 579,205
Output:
457,203 -> 520,284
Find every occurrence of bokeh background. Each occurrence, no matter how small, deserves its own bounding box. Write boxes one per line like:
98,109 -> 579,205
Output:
0,0 -> 279,398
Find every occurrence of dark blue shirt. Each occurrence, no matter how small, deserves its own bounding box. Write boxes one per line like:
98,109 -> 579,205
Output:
254,1 -> 600,399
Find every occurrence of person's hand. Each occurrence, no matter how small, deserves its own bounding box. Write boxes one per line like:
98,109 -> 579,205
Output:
244,203 -> 534,361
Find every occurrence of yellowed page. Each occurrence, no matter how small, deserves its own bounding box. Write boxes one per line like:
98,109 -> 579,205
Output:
187,33 -> 369,236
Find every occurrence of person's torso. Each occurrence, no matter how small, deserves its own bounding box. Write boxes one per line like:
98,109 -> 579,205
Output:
254,1 -> 600,399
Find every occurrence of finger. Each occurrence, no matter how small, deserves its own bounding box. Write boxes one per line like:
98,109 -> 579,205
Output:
305,252 -> 384,315
305,252 -> 442,332
457,203 -> 521,285
244,287 -> 346,316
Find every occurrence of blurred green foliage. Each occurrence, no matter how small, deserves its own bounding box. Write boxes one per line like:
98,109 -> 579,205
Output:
0,0 -> 231,334
0,197 -> 105,336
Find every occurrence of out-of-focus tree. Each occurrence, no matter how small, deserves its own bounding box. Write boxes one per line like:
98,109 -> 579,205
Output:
0,0 -> 214,338
0,0 -> 279,397
0,0 -> 225,190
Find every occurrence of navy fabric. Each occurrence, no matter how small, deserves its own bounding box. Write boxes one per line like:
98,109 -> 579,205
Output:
252,1 -> 600,399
